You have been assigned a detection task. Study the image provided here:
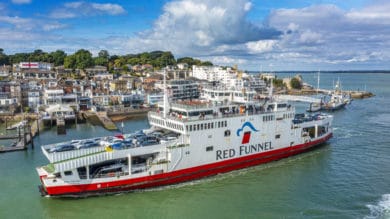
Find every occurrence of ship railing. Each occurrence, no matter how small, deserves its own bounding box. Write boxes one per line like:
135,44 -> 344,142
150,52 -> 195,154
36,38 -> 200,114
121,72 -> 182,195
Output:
42,145 -> 107,163
149,106 -> 295,123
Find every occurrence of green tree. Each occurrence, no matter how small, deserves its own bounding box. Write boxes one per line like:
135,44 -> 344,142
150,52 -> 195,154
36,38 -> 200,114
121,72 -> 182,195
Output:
0,48 -> 9,65
94,50 -> 109,66
201,61 -> 213,66
64,55 -> 76,69
74,49 -> 93,69
98,50 -> 109,59
50,50 -> 67,66
290,77 -> 302,89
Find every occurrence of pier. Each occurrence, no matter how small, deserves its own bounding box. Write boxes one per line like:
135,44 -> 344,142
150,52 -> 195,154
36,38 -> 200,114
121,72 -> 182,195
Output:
84,111 -> 117,130
0,122 -> 37,153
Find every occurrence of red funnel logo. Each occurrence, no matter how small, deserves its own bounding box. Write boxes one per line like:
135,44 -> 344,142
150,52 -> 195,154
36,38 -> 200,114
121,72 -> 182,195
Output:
242,131 -> 251,144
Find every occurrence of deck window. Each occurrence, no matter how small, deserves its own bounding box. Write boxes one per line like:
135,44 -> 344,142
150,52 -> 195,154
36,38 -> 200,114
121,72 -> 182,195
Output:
206,146 -> 213,151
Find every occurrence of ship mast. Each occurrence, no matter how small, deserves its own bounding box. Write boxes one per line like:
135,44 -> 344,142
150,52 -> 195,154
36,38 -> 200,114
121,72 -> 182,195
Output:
163,68 -> 168,118
317,70 -> 320,95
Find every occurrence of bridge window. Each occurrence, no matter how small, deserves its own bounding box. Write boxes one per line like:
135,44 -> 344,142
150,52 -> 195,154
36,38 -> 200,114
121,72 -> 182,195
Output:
275,134 -> 281,139
224,130 -> 231,137
206,146 -> 213,151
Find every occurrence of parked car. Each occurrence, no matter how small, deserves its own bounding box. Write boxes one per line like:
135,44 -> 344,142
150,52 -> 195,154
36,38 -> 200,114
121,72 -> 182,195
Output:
79,142 -> 100,149
49,144 -> 76,153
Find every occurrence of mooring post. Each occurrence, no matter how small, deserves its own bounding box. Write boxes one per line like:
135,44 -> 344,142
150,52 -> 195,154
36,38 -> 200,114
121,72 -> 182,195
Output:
36,117 -> 40,136
18,126 -> 21,141
30,125 -> 34,149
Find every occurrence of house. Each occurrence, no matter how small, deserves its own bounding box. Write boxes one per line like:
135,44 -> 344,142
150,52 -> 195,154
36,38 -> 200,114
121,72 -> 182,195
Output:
0,92 -> 18,114
177,63 -> 188,70
93,73 -> 113,81
0,65 -> 11,77
13,62 -> 56,80
85,66 -> 108,78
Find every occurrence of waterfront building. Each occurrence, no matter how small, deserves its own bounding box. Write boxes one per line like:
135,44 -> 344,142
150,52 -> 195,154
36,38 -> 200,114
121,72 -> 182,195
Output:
43,87 -> 64,105
0,92 -> 18,114
192,65 -> 238,88
155,79 -> 200,101
146,92 -> 164,106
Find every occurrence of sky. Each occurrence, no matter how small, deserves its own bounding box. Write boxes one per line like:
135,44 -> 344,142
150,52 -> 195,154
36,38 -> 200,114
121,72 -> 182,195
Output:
1,0 -> 389,71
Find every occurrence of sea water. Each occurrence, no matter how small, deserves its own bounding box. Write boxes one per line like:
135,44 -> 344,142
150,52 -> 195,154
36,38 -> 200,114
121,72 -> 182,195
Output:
0,73 -> 389,219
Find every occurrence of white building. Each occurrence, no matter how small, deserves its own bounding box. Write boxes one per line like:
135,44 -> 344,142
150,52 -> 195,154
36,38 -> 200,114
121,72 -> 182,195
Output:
43,88 -> 64,105
192,66 -> 238,88
155,79 -> 200,101
147,93 -> 164,106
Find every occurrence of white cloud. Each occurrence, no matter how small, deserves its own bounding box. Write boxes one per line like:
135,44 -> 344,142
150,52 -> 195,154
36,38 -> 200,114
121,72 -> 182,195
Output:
124,0 -> 280,59
208,56 -> 247,65
261,2 -> 390,69
11,0 -> 31,4
0,16 -> 32,29
42,22 -> 68,31
50,1 -> 126,19
246,40 -> 278,53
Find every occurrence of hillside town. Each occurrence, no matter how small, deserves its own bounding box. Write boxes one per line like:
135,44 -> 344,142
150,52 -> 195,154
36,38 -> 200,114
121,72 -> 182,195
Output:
0,60 -> 282,125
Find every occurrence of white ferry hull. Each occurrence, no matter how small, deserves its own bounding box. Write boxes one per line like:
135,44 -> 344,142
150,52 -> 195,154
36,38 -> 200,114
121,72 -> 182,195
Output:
39,133 -> 332,197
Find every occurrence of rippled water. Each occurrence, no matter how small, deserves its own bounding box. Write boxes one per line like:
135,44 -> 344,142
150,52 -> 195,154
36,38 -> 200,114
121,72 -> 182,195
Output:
0,73 -> 389,219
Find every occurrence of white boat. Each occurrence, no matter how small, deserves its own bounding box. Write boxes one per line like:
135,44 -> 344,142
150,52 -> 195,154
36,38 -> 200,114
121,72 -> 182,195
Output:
322,79 -> 351,111
36,75 -> 333,197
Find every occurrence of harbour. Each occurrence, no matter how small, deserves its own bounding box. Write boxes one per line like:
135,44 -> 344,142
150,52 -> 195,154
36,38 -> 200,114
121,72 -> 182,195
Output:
0,72 -> 389,218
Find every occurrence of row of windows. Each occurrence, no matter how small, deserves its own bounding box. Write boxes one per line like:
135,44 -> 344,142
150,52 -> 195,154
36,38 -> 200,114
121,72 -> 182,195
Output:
186,120 -> 227,132
263,115 -> 274,122
283,113 -> 294,119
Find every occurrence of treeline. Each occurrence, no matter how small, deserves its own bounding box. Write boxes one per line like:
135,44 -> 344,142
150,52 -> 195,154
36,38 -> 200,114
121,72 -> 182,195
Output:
0,48 -> 213,70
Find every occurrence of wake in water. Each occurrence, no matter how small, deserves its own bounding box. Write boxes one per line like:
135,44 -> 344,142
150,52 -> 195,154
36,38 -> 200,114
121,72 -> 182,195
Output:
365,194 -> 390,219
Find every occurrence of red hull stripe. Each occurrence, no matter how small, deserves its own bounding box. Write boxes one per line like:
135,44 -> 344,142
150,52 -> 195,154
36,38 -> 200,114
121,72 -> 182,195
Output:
45,133 -> 332,196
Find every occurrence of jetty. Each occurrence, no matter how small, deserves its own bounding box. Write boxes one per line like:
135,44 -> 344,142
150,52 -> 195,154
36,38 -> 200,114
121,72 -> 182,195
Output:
83,111 -> 117,130
0,120 -> 39,153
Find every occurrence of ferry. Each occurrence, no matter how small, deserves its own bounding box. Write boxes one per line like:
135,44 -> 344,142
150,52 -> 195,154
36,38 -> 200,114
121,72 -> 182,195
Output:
36,86 -> 333,197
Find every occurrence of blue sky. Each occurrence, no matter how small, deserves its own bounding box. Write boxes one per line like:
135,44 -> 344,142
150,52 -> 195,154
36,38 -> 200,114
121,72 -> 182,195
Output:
1,0 -> 389,71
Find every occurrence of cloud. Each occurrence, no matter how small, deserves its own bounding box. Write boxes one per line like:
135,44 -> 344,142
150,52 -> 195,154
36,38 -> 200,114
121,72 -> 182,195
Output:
254,2 -> 390,69
123,0 -> 281,62
0,15 -> 32,29
50,1 -> 126,19
11,0 -> 31,4
246,40 -> 278,53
